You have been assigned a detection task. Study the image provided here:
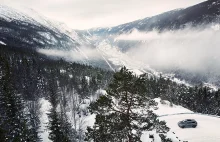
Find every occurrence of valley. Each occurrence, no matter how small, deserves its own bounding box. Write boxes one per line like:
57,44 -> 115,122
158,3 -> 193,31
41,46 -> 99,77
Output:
1,0 -> 220,142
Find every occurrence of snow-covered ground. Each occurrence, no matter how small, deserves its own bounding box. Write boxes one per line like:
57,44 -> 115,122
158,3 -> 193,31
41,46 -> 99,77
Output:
39,96 -> 220,142
153,98 -> 193,116
161,114 -> 220,142
151,98 -> 220,142
140,98 -> 194,142
39,98 -> 52,142
80,98 -> 193,142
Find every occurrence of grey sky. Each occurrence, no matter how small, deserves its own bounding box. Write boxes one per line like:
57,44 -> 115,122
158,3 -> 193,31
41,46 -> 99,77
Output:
1,0 -> 206,29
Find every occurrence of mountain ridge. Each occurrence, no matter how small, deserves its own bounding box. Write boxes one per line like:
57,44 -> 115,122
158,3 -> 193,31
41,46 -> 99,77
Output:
89,0 -> 220,35
1,0 -> 220,86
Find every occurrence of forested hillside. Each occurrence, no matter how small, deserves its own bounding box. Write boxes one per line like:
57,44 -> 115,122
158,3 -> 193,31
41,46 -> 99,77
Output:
1,44 -> 220,141
143,74 -> 220,116
0,44 -> 113,141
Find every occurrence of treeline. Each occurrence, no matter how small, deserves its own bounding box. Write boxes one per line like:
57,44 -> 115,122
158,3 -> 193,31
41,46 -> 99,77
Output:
145,75 -> 220,116
0,45 -> 113,142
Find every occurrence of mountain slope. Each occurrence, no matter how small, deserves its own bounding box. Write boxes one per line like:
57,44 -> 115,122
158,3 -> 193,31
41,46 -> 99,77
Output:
85,0 -> 220,86
0,5 -> 116,70
0,5 -> 82,50
90,0 -> 220,35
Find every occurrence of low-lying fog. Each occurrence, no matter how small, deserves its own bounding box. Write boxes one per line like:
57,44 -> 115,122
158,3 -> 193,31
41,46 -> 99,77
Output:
116,25 -> 220,82
38,24 -> 220,85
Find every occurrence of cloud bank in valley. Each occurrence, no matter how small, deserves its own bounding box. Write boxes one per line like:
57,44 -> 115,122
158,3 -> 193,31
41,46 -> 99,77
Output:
116,25 -> 220,76
37,46 -> 101,62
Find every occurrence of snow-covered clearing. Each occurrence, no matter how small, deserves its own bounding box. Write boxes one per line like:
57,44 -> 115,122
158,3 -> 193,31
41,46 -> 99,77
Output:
140,98 -> 194,142
153,98 -> 193,116
39,98 -> 52,142
152,98 -> 220,142
160,114 -> 220,142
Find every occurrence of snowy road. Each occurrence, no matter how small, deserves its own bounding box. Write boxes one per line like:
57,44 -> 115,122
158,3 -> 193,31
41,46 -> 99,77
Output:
160,113 -> 220,142
150,98 -> 220,142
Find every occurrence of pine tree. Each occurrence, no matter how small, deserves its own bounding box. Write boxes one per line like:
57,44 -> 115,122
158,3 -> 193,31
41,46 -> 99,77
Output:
0,126 -> 6,141
47,76 -> 76,142
47,77 -> 68,142
85,67 -> 169,142
48,106 -> 68,142
159,134 -> 173,142
0,56 -> 33,142
90,76 -> 98,95
79,76 -> 89,99
26,100 -> 42,142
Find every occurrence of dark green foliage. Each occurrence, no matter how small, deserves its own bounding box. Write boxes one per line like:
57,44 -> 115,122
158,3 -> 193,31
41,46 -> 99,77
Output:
26,100 -> 42,142
0,45 -> 113,142
48,107 -> 70,142
85,67 -> 169,142
47,78 -> 77,142
159,134 -> 173,142
0,126 -> 6,141
0,56 -> 39,142
79,76 -> 90,99
143,73 -> 220,116
90,76 -> 99,95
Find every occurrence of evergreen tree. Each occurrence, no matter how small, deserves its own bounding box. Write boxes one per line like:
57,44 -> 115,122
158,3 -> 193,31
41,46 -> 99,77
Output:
48,106 -> 69,142
0,56 -> 34,142
79,76 -> 90,99
90,76 -> 98,95
26,100 -> 42,142
47,77 -> 68,142
85,67 -> 169,142
159,134 -> 173,142
96,73 -> 103,88
0,126 -> 6,141
47,76 -> 76,142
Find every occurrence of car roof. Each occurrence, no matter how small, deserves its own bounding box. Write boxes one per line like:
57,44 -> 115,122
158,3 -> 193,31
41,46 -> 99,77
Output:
184,119 -> 196,121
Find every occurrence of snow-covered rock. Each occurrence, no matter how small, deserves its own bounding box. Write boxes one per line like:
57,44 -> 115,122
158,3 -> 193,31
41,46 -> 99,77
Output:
0,41 -> 6,45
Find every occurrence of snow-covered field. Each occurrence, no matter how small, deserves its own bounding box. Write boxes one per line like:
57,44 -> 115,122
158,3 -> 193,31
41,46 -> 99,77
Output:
153,98 -> 193,116
39,98 -> 52,142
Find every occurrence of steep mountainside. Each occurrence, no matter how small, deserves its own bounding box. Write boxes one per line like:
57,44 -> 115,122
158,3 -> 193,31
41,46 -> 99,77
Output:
0,5 -> 82,50
0,5 -> 116,69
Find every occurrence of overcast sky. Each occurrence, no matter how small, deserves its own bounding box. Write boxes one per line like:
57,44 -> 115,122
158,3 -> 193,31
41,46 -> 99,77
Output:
1,0 -> 206,29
